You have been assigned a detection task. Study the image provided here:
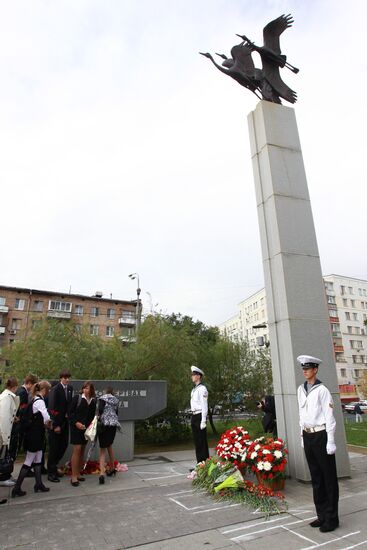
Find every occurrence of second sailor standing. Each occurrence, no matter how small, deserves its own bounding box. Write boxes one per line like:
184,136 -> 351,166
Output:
190,366 -> 209,464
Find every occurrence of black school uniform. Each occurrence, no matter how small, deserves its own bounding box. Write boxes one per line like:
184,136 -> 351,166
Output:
69,395 -> 96,445
24,397 -> 46,453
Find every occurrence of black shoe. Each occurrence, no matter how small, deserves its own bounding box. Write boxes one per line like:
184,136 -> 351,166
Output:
77,476 -> 85,482
11,487 -> 26,498
99,475 -> 105,485
48,474 -> 60,483
0,499 -> 7,505
34,484 -> 50,493
70,480 -> 79,487
319,523 -> 338,533
106,469 -> 116,477
310,519 -> 323,528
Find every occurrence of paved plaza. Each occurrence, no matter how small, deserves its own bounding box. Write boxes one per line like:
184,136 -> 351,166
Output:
0,448 -> 366,550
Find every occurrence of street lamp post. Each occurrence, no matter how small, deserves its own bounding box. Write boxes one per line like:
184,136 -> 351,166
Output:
129,273 -> 142,333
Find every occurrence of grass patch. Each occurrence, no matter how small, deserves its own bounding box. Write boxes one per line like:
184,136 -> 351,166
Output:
344,421 -> 367,447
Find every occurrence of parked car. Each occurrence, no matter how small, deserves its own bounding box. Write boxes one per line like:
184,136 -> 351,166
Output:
344,400 -> 367,414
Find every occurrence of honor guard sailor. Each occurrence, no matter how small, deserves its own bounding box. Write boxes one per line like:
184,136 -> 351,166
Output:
297,354 -> 339,533
190,366 -> 209,464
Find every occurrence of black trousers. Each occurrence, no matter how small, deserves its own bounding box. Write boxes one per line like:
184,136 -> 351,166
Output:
47,424 -> 69,474
191,413 -> 209,463
303,430 -> 339,527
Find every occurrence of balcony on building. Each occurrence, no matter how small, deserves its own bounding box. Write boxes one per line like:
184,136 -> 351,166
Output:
0,305 -> 9,314
0,327 -> 5,335
47,300 -> 72,320
119,335 -> 137,343
118,312 -> 136,326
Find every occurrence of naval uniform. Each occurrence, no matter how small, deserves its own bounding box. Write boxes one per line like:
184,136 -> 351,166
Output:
190,383 -> 209,463
298,378 -> 339,529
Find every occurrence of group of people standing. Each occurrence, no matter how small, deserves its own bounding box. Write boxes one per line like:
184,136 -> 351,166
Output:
0,370 -> 120,503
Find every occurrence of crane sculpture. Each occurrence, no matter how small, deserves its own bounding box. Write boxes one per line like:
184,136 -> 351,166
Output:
200,14 -> 299,104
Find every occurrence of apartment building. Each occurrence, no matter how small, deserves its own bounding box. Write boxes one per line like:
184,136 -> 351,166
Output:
219,275 -> 367,395
0,285 -> 137,346
220,288 -> 269,350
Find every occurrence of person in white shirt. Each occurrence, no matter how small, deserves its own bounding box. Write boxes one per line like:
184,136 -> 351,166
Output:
12,380 -> 52,498
297,355 -> 339,533
190,366 -> 209,464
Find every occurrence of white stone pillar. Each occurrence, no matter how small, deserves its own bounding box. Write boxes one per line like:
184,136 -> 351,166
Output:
248,101 -> 350,480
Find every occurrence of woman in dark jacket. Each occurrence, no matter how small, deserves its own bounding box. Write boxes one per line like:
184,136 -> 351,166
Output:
69,381 -> 96,486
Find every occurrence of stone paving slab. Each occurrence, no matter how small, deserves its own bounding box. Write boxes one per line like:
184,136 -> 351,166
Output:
0,451 -> 366,550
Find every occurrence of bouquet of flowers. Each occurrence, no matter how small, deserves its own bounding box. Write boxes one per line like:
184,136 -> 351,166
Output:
215,426 -> 251,471
245,437 -> 288,481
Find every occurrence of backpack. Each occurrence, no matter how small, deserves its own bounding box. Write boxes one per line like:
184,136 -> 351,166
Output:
21,397 -> 41,430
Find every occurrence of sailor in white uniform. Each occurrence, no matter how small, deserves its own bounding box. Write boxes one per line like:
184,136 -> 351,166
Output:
190,366 -> 209,464
297,355 -> 339,533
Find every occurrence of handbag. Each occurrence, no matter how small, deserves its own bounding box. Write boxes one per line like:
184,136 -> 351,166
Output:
0,445 -> 14,476
85,415 -> 98,442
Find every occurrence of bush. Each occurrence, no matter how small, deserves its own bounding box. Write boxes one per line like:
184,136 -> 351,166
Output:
135,414 -> 192,445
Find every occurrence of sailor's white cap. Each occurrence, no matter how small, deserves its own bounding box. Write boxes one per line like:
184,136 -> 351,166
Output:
191,365 -> 204,376
297,355 -> 322,368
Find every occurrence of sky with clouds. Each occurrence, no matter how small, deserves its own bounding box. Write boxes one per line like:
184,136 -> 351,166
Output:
1,0 -> 366,326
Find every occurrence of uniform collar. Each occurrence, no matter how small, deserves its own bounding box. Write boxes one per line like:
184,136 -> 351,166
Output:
303,378 -> 322,393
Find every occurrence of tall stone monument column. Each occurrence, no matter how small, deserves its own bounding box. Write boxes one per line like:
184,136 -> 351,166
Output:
248,100 -> 350,481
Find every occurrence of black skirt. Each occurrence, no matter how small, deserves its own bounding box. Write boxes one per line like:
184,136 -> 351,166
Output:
24,412 -> 45,453
98,426 -> 117,449
70,424 -> 87,445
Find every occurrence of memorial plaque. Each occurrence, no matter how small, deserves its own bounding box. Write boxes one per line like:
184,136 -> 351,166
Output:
70,380 -> 167,421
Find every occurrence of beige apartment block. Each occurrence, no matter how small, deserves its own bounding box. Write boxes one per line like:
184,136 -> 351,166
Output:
0,285 -> 137,346
219,274 -> 367,396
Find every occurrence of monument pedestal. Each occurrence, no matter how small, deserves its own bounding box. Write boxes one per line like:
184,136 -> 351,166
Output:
248,101 -> 350,480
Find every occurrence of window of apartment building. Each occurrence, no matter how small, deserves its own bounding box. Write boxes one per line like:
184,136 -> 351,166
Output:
364,314 -> 367,322
11,319 -> 21,331
364,289 -> 367,297
107,308 -> 115,319
15,298 -> 25,310
91,307 -> 99,317
0,314 -> 3,325
327,295 -> 336,304
325,281 -> 334,291
351,299 -> 356,308
347,326 -> 353,334
335,352 -> 346,363
253,301 -> 258,309
121,327 -> 134,337
353,312 -> 358,321
355,327 -> 361,335
74,305 -> 84,316
32,300 -> 43,312
354,369 -> 360,378
348,286 -> 354,295
329,309 -> 338,318
340,285 -> 346,295
90,324 -> 99,336
331,323 -> 341,335
350,340 -> 363,349
345,312 -> 351,320
342,298 -> 348,307
106,326 -> 114,337
340,368 -> 347,377
31,320 -> 41,329
75,324 -> 82,333
0,297 -> 6,306
359,288 -> 363,296
260,297 -> 264,306
49,300 -> 72,312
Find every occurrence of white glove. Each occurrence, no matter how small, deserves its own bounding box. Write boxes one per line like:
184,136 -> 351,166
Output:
200,421 -> 206,430
326,441 -> 336,455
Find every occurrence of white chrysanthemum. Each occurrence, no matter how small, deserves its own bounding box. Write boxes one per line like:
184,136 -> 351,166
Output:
274,450 -> 282,459
263,449 -> 270,454
257,461 -> 264,471
251,451 -> 257,459
255,444 -> 260,451
241,452 -> 247,461
263,461 -> 272,471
